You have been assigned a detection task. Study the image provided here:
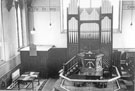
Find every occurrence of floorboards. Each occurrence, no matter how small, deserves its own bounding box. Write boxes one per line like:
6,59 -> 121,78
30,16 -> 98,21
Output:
42,78 -> 57,91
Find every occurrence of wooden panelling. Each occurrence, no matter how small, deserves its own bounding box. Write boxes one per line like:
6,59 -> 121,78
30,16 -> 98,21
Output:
20,51 -> 49,78
112,51 -> 121,75
20,48 -> 67,78
68,44 -> 78,60
80,39 -> 99,51
47,48 -> 67,78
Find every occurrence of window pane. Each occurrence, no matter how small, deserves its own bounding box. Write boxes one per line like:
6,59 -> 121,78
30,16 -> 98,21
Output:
0,0 -> 3,60
17,6 -> 23,48
61,0 -> 70,30
110,0 -> 120,29
0,30 -> 2,60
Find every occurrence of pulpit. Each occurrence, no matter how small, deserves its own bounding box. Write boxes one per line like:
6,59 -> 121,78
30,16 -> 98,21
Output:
78,52 -> 104,73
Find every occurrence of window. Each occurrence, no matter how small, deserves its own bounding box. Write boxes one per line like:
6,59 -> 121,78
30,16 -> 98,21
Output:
60,0 -> 70,32
111,0 -> 122,32
61,0 -> 121,32
0,0 -> 5,62
15,1 -> 24,49
0,23 -> 4,61
17,5 -> 23,48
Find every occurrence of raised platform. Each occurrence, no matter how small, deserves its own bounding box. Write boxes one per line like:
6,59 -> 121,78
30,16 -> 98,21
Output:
57,65 -> 121,91
54,78 -> 120,91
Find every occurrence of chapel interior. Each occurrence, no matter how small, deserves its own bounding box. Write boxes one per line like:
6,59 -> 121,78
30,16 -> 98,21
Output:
0,0 -> 135,91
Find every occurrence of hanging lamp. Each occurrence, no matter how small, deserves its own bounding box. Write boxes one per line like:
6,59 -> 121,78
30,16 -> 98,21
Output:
49,0 -> 52,26
130,0 -> 133,26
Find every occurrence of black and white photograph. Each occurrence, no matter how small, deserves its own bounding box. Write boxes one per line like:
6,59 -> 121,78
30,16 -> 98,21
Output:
0,0 -> 134,91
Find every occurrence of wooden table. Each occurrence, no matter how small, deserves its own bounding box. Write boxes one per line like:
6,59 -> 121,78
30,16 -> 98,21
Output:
17,76 -> 35,90
22,72 -> 40,85
17,72 -> 40,90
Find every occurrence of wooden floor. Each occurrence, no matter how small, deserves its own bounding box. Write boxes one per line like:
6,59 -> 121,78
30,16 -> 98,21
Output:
2,78 -> 134,91
43,79 -> 57,91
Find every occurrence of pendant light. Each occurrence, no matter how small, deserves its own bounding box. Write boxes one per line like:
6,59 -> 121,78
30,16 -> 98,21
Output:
49,0 -> 52,27
130,0 -> 133,26
31,28 -> 36,35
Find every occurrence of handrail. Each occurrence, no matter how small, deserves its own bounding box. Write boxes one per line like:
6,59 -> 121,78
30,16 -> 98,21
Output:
59,66 -> 121,91
60,79 -> 70,91
114,80 -> 121,91
59,66 -> 121,83
60,79 -> 120,91
67,62 -> 78,71
65,56 -> 76,65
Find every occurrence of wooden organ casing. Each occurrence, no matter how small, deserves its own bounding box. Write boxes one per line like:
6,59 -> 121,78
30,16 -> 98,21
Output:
67,0 -> 113,68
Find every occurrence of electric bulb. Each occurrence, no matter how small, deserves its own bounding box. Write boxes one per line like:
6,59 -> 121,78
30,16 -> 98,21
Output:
31,31 -> 36,34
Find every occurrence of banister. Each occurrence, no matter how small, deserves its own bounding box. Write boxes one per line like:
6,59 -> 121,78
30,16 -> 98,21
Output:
59,66 -> 121,83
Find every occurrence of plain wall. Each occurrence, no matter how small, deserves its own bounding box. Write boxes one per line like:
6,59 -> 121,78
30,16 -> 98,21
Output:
28,0 -> 135,49
113,1 -> 135,49
28,0 -> 67,47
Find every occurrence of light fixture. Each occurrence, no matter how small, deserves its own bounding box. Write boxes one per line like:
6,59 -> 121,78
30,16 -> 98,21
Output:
31,28 -> 36,34
49,0 -> 52,27
130,22 -> 133,26
130,0 -> 134,26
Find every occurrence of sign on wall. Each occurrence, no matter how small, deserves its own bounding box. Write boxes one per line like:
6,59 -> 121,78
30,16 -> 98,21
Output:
122,1 -> 135,10
28,6 -> 60,12
30,44 -> 37,56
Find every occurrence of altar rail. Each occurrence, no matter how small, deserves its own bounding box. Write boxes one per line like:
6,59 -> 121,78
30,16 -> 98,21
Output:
60,66 -> 120,82
60,66 -> 120,91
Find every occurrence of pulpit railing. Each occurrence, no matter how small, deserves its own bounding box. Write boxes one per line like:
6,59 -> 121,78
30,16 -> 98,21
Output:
63,56 -> 81,76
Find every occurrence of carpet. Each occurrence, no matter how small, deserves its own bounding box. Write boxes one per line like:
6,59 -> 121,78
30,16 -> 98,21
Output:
8,79 -> 48,91
38,79 -> 48,91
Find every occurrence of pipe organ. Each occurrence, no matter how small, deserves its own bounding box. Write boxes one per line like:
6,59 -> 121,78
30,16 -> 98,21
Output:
58,1 -> 121,90
67,0 -> 113,68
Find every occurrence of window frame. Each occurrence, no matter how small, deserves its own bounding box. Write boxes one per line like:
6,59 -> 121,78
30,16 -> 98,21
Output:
15,1 -> 25,50
0,0 -> 5,62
